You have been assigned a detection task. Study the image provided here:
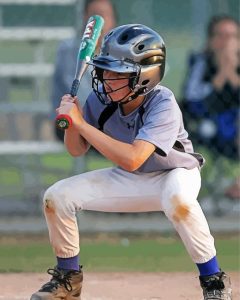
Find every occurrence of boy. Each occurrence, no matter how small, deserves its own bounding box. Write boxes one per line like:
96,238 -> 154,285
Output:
31,24 -> 232,300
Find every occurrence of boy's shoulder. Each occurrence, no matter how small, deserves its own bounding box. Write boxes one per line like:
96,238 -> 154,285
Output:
145,85 -> 176,108
139,85 -> 179,119
149,85 -> 175,99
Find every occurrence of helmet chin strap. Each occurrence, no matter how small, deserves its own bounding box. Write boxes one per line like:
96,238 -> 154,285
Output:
119,92 -> 140,105
106,88 -> 140,105
102,78 -> 145,105
119,85 -> 146,105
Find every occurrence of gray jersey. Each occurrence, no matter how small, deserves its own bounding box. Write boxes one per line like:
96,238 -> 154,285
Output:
83,85 -> 205,172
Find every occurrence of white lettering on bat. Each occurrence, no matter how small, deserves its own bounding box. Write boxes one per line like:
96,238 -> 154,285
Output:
82,19 -> 96,40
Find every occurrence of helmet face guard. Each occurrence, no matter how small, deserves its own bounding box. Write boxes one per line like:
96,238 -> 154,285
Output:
88,24 -> 166,105
91,67 -> 139,105
91,58 -> 141,104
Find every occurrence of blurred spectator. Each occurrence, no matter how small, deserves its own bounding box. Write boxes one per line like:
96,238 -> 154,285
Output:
182,15 -> 240,200
52,0 -> 116,141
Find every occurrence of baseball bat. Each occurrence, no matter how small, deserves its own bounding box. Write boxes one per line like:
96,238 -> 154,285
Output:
56,15 -> 104,130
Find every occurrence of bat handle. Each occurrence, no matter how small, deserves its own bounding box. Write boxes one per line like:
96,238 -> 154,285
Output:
55,79 -> 80,130
70,79 -> 80,97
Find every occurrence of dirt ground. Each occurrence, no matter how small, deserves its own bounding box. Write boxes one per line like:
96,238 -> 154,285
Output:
0,272 -> 239,300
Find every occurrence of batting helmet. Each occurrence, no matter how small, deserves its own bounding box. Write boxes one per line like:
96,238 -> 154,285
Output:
89,24 -> 166,104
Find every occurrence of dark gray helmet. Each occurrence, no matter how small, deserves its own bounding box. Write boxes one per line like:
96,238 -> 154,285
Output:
89,24 -> 166,102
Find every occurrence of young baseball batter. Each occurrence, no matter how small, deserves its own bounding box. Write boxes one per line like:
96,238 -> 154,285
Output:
30,24 -> 232,300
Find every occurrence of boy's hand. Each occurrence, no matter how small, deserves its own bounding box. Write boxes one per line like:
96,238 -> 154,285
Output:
56,94 -> 85,128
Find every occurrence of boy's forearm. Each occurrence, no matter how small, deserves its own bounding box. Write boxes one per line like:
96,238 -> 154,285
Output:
77,122 -> 137,170
64,128 -> 89,156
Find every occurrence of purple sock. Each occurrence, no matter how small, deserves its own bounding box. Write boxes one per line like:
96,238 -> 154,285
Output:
196,256 -> 220,276
57,255 -> 79,271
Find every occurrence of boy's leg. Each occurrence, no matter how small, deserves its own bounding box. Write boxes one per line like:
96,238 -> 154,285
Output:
159,167 -> 215,263
31,167 -> 164,300
43,167 -> 164,258
159,167 -> 232,299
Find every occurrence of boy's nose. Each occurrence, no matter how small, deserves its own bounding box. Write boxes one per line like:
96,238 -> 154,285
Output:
103,70 -> 114,79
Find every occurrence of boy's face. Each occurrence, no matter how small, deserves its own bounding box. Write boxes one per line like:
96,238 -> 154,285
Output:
103,70 -> 131,102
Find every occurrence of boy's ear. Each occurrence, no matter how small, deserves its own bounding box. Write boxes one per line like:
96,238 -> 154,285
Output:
129,72 -> 139,89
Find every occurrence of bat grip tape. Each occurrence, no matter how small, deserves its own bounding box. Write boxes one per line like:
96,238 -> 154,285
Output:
70,79 -> 80,97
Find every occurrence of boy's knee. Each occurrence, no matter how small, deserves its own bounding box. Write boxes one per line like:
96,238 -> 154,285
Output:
163,194 -> 192,222
43,181 -> 66,215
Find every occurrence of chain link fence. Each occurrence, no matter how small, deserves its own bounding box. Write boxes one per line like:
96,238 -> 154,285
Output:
0,0 -> 239,219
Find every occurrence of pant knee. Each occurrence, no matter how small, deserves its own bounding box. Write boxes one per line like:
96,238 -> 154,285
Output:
43,181 -> 68,215
162,194 -> 190,220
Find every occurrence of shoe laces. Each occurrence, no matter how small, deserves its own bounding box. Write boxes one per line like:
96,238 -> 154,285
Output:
40,268 -> 73,292
204,289 -> 225,300
204,276 -> 225,291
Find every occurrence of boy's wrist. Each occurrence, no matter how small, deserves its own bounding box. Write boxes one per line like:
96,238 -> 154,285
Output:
75,120 -> 88,132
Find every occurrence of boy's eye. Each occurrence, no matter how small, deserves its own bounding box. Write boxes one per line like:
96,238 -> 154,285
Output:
117,73 -> 129,78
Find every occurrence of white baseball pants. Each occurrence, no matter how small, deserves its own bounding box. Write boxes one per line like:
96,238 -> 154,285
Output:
43,166 -> 216,264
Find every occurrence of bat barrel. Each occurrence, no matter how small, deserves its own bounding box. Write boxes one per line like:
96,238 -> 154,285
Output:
78,15 -> 105,61
55,15 -> 105,130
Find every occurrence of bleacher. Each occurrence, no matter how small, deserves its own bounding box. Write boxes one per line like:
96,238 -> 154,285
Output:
0,0 -> 77,137
0,0 -> 85,205
0,26 -> 75,138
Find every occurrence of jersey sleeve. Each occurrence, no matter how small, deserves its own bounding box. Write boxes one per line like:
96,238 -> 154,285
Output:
135,93 -> 180,156
83,92 -> 102,128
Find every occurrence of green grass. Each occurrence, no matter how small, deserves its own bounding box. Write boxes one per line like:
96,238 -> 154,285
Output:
0,235 -> 239,273
0,153 -> 114,197
1,149 -> 238,200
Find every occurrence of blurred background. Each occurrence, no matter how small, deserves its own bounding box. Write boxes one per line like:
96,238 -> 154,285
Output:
0,0 -> 239,272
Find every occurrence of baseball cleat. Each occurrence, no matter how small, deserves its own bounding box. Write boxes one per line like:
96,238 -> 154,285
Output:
199,271 -> 232,300
30,266 -> 83,300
